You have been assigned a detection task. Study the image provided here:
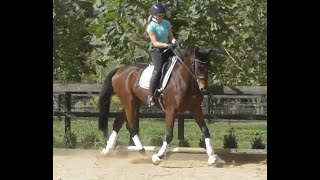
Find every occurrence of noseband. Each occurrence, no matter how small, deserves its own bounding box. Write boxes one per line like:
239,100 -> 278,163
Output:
193,58 -> 209,82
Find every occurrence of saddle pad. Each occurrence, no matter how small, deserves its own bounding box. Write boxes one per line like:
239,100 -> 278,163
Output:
139,57 -> 177,90
139,65 -> 154,89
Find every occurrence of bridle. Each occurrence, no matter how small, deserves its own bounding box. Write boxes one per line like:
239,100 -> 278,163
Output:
171,47 -> 209,82
192,58 -> 209,81
157,46 -> 209,112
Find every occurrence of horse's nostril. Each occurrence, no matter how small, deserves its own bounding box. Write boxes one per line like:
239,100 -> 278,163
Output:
200,88 -> 205,92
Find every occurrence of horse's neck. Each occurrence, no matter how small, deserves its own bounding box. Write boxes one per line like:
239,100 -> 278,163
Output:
176,60 -> 197,87
180,56 -> 193,75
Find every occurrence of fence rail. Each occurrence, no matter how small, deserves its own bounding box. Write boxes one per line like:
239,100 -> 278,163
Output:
53,111 -> 266,121
53,84 -> 267,142
53,84 -> 267,95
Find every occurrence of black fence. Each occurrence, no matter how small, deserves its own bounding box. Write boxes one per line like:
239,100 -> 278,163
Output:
53,84 -> 267,141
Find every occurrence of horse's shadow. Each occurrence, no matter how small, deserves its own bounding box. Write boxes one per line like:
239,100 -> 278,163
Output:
161,151 -> 266,167
110,149 -> 266,168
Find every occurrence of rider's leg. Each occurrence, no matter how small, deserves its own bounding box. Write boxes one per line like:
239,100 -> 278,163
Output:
148,49 -> 163,107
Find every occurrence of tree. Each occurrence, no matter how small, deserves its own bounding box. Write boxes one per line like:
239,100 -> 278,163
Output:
53,0 -> 267,85
87,0 -> 267,85
53,0 -> 95,83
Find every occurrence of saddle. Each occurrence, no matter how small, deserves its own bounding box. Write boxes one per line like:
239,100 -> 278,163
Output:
139,56 -> 178,92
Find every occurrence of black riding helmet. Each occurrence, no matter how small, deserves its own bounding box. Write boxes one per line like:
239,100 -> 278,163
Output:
149,3 -> 166,15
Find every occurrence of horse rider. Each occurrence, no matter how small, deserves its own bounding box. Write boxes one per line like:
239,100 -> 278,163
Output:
146,2 -> 178,107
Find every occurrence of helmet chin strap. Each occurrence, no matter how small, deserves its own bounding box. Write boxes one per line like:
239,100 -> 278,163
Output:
151,17 -> 158,23
151,17 -> 163,24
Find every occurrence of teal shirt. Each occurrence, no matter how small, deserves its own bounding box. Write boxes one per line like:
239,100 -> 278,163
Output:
147,19 -> 171,43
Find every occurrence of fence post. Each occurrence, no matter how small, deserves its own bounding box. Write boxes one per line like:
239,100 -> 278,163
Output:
178,117 -> 184,141
64,92 -> 71,134
57,94 -> 62,121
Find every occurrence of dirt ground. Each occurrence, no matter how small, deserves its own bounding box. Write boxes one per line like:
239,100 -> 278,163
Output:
53,148 -> 267,180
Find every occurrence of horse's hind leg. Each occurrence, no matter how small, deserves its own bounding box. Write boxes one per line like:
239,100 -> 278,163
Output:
101,109 -> 126,155
190,106 -> 217,165
124,105 -> 146,157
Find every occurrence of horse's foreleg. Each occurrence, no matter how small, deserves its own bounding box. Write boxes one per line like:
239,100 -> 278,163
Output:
101,109 -> 126,155
190,106 -> 217,165
152,110 -> 175,165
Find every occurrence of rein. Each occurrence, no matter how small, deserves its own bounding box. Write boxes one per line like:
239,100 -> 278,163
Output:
171,47 -> 208,82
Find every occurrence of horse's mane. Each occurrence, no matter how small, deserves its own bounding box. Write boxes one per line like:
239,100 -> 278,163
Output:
180,46 -> 210,63
180,46 -> 195,61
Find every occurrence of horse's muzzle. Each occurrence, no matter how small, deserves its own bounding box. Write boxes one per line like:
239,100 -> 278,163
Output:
198,79 -> 207,92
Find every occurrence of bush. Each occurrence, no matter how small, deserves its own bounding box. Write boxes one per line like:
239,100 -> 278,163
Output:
251,136 -> 266,149
150,134 -> 164,146
115,140 -> 126,146
223,128 -> 238,149
81,131 -> 103,149
178,139 -> 190,147
64,130 -> 77,149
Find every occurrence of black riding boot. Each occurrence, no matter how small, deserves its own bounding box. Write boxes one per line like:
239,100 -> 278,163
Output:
148,49 -> 163,107
148,69 -> 160,107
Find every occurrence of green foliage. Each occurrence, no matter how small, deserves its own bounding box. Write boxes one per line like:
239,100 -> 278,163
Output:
53,0 -> 96,83
251,136 -> 266,149
68,92 -> 120,112
223,127 -> 238,148
64,130 -> 77,148
150,137 -> 163,146
54,121 -> 266,149
81,131 -> 103,149
88,96 -> 99,111
87,0 -> 151,68
110,96 -> 122,111
178,139 -> 190,147
149,132 -> 164,146
53,0 -> 267,85
115,140 -> 127,146
250,132 -> 266,149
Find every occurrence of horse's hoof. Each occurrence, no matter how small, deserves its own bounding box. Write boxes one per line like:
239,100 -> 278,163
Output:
208,154 -> 217,165
138,148 -> 147,157
101,148 -> 109,155
152,154 -> 161,165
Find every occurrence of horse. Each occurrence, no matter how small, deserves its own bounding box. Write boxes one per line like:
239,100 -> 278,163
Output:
98,45 -> 217,165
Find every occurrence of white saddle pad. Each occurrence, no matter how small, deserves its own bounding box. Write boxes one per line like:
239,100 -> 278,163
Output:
139,56 -> 177,91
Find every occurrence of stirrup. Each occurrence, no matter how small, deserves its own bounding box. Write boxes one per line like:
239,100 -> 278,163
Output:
148,95 -> 155,107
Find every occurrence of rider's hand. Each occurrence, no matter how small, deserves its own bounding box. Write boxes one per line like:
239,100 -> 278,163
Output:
166,43 -> 175,50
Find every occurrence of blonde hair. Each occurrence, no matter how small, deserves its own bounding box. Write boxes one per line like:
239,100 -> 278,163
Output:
147,15 -> 152,23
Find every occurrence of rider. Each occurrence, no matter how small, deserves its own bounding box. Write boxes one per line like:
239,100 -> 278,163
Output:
146,3 -> 178,107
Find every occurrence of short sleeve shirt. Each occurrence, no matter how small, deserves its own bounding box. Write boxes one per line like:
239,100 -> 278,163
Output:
147,19 -> 171,43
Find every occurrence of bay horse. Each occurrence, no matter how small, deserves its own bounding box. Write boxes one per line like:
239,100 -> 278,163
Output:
98,45 -> 217,165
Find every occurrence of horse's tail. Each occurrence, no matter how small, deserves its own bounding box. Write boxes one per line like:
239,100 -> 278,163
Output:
98,68 -> 118,135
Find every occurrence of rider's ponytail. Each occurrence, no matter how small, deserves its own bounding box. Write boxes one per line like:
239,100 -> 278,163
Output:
147,15 -> 152,23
